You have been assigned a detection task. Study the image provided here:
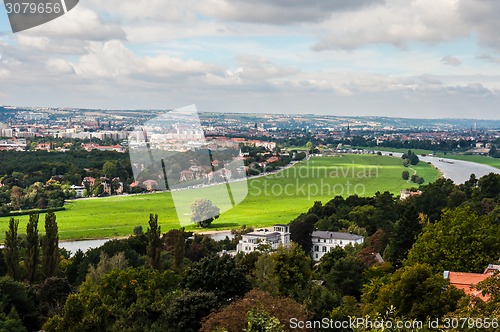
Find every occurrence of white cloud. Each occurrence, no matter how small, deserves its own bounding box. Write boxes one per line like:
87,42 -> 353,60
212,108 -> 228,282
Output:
313,0 -> 465,50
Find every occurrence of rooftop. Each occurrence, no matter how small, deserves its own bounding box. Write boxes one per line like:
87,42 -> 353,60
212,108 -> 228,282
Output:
312,231 -> 364,241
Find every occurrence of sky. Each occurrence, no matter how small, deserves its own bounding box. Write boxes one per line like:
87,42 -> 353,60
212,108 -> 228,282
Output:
0,0 -> 500,119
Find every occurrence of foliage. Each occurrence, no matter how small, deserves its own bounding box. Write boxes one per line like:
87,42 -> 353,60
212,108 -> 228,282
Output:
406,206 -> 500,272
365,263 -> 463,320
42,211 -> 59,278
87,251 -> 128,283
190,198 -> 220,228
200,289 -> 309,332
402,170 -> 409,180
25,213 -> 39,283
146,213 -> 161,269
253,243 -> 312,301
184,254 -> 251,303
244,305 -> 283,332
289,212 -> 317,254
0,276 -> 38,331
43,267 -> 182,332
4,218 -> 19,279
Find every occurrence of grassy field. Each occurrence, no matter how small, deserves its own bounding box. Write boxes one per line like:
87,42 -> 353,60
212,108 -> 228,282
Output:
0,155 -> 439,241
353,146 -> 500,169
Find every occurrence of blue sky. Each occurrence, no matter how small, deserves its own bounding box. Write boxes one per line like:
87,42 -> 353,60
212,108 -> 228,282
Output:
1,0 -> 500,119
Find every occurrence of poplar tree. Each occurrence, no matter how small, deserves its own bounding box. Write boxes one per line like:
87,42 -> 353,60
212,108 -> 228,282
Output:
42,211 -> 59,277
146,213 -> 161,270
4,218 -> 19,279
25,213 -> 39,283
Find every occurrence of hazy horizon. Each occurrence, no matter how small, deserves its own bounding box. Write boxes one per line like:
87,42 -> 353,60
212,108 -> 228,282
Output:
1,1 -> 500,119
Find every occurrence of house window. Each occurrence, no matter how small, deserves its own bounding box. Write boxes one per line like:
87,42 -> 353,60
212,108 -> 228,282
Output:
322,246 -> 327,252
315,254 -> 318,259
340,240 -> 343,245
314,245 -> 319,252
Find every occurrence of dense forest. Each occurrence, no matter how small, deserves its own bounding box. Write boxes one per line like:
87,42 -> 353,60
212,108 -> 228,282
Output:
0,173 -> 500,331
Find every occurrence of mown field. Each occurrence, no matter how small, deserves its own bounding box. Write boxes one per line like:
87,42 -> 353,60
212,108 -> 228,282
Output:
355,146 -> 500,169
0,155 -> 439,241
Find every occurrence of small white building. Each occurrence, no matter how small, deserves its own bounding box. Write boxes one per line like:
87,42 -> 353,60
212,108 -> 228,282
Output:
236,224 -> 290,254
311,231 -> 364,261
70,185 -> 85,198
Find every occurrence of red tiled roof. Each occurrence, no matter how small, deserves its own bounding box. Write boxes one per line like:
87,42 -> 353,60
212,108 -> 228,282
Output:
448,272 -> 491,301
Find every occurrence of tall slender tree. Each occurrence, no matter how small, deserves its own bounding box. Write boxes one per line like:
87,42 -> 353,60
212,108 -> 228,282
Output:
42,211 -> 59,278
25,213 -> 40,283
4,217 -> 19,279
173,227 -> 185,271
146,213 -> 161,270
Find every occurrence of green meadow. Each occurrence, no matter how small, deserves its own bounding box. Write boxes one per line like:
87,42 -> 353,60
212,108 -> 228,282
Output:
0,155 -> 440,241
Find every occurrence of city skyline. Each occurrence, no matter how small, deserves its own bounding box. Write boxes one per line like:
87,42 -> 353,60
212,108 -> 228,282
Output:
1,1 -> 500,119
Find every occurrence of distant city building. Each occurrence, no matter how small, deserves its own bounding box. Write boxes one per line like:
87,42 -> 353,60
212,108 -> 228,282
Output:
236,224 -> 290,254
311,231 -> 364,261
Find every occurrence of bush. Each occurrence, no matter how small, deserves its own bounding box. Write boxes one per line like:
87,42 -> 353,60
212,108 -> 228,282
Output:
402,171 -> 409,180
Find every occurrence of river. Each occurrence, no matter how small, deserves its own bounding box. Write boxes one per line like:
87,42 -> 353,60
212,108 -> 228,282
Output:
379,152 -> 498,184
60,231 -> 234,255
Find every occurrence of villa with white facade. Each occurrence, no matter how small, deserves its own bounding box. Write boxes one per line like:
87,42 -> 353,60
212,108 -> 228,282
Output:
311,231 -> 364,261
236,224 -> 290,254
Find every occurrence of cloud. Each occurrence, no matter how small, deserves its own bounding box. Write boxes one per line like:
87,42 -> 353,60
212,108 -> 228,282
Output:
72,40 -> 218,81
313,0 -> 466,50
441,55 -> 462,66
199,0 -> 383,24
477,54 -> 500,64
458,0 -> 500,50
25,6 -> 125,41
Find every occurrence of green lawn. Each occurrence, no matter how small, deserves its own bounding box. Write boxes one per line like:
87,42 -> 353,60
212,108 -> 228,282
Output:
0,155 -> 439,242
353,146 -> 500,169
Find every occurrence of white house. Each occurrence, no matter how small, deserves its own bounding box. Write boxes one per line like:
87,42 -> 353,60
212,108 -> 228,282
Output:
311,231 -> 364,261
70,185 -> 85,198
236,224 -> 290,254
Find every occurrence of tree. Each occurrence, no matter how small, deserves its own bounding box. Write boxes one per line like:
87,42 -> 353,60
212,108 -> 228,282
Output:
200,289 -> 308,332
253,243 -> 312,301
42,211 -> 59,278
184,254 -> 251,303
190,198 -> 220,228
173,228 -> 185,271
365,263 -> 463,320
10,186 -> 24,210
25,213 -> 39,283
289,213 -> 317,254
43,267 -> 182,332
406,206 -> 500,273
0,276 -> 38,331
245,305 -> 283,332
4,218 -> 19,280
146,213 -> 161,270
402,170 -> 409,180
324,256 -> 366,297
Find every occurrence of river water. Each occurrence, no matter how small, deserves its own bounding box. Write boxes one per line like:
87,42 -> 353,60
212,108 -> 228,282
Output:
380,152 -> 498,184
60,231 -> 234,255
